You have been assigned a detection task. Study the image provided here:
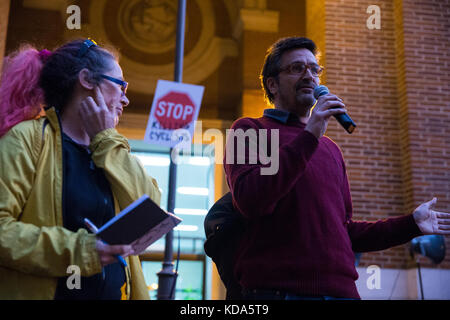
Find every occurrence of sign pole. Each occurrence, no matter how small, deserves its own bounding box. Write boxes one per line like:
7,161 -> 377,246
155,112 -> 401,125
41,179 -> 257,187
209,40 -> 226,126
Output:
157,0 -> 186,300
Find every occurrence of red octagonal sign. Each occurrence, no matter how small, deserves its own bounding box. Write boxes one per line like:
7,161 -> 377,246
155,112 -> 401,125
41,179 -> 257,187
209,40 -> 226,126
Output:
154,91 -> 196,130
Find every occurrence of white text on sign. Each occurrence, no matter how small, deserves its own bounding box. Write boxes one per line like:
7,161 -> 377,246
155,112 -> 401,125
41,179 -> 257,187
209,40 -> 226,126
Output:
156,101 -> 194,121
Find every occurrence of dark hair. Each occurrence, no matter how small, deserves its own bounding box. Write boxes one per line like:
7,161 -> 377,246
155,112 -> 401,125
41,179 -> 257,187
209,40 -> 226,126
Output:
260,37 -> 318,104
39,39 -> 117,111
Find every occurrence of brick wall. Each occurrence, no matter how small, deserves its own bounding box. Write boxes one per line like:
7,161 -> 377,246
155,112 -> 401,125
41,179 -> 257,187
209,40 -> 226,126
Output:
395,0 -> 450,268
306,0 -> 327,83
318,0 -> 449,269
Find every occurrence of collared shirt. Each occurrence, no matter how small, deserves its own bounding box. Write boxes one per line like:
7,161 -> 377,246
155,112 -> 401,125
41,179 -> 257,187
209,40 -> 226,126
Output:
263,108 -> 304,126
263,108 -> 291,123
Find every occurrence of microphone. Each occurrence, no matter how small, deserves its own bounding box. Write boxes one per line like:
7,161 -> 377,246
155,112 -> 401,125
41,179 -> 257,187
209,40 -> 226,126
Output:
313,85 -> 356,134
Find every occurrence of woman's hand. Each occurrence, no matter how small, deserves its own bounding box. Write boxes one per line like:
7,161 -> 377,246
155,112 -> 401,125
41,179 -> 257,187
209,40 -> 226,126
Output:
79,86 -> 115,140
95,240 -> 134,267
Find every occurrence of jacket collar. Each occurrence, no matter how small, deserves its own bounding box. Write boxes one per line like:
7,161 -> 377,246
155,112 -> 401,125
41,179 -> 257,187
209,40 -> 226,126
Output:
44,107 -> 62,131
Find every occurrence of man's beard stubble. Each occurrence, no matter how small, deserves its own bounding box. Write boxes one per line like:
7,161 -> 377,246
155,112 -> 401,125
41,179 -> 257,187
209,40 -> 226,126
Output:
279,90 -> 315,118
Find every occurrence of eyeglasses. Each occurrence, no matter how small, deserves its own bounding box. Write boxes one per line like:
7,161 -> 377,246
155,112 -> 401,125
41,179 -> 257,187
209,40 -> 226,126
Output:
100,74 -> 128,95
279,62 -> 324,77
77,38 -> 98,58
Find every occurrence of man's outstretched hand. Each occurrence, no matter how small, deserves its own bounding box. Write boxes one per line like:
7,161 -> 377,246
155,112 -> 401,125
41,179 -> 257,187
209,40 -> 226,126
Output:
413,198 -> 450,235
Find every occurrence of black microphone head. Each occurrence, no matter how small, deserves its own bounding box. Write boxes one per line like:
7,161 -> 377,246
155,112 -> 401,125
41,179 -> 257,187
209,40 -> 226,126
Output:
313,85 -> 329,99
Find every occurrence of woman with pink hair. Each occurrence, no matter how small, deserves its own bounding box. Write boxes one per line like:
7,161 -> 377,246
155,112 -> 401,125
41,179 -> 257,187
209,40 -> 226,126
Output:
0,39 -> 161,299
0,46 -> 50,137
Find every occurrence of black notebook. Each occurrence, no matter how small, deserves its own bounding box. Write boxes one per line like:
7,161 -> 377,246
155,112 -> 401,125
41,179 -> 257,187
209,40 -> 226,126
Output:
96,194 -> 182,253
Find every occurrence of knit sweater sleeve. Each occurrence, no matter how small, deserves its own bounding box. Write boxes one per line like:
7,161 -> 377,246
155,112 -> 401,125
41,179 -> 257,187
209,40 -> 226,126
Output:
341,160 -> 423,252
224,117 -> 319,219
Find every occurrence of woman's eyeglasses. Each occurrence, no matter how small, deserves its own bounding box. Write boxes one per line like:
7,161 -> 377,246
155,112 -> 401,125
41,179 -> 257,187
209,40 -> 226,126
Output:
100,74 -> 128,96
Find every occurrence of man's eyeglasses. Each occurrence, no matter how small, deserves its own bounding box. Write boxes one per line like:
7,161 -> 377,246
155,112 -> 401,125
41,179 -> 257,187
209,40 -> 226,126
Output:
279,62 -> 324,77
100,74 -> 128,95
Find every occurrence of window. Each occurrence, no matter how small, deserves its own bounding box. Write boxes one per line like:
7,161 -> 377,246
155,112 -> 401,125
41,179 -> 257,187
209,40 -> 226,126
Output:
141,255 -> 206,300
130,140 -> 214,299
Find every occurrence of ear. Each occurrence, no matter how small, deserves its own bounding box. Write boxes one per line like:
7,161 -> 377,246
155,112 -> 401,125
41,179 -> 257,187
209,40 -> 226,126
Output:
266,76 -> 279,97
78,68 -> 95,91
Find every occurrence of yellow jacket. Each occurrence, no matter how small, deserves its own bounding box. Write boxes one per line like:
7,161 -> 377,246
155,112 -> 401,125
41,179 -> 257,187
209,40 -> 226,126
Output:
0,107 -> 161,299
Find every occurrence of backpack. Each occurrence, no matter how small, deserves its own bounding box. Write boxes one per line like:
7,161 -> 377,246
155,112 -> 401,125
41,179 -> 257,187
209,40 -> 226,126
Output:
203,192 -> 246,300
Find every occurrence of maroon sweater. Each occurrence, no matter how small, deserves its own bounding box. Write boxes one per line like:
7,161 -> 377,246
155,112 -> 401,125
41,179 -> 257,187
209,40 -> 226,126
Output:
224,110 -> 422,299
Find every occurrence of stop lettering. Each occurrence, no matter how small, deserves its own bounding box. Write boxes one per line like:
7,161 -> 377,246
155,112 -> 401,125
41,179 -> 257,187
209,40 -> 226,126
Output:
154,91 -> 196,130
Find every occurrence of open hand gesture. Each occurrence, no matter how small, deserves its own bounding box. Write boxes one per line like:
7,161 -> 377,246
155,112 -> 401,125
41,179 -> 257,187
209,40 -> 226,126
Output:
413,198 -> 450,235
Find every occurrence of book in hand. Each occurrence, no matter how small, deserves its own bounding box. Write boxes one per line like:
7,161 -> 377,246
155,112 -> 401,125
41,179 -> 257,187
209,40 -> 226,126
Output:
96,194 -> 182,254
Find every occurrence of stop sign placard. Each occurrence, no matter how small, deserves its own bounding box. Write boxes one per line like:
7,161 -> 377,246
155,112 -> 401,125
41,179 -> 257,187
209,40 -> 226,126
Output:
155,91 -> 195,130
145,80 -> 204,149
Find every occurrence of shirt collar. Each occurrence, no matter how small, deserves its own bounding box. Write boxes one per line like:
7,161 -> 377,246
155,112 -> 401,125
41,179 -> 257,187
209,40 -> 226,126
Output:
264,108 -> 305,125
263,108 -> 290,123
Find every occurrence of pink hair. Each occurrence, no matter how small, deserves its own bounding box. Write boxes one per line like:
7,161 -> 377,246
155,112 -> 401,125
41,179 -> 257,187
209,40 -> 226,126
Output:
0,45 -> 46,137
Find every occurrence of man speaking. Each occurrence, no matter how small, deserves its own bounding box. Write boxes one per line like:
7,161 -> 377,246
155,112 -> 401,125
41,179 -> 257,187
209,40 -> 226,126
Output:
223,37 -> 450,300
